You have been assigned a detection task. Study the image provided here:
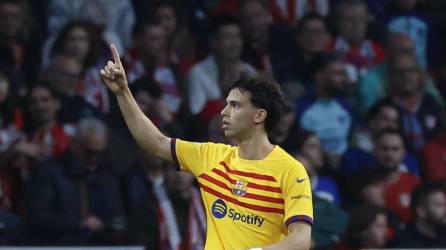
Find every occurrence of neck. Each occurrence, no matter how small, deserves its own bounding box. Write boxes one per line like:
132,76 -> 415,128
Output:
393,90 -> 421,101
315,84 -> 330,99
237,131 -> 274,160
415,219 -> 437,238
382,168 -> 400,184
36,120 -> 56,133
215,56 -> 239,70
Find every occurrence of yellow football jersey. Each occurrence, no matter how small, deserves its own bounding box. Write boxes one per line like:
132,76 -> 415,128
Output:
171,139 -> 313,250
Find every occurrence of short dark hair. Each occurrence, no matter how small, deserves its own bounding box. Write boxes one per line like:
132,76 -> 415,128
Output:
343,204 -> 387,247
240,0 -> 269,9
130,76 -> 162,99
295,13 -> 328,35
309,52 -> 340,81
411,184 -> 444,214
365,99 -> 399,123
373,128 -> 404,144
335,0 -> 368,17
231,76 -> 284,133
209,14 -> 241,39
28,81 -> 61,101
132,19 -> 162,39
287,129 -> 315,154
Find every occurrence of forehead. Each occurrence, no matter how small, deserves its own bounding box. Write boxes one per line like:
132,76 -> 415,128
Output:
31,87 -> 51,98
302,18 -> 325,30
218,24 -> 241,36
377,134 -> 403,145
144,25 -> 164,36
226,88 -> 251,103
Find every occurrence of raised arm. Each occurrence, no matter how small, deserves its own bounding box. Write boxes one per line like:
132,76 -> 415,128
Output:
100,45 -> 172,161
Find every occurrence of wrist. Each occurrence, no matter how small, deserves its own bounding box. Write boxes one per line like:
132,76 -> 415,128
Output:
116,85 -> 131,97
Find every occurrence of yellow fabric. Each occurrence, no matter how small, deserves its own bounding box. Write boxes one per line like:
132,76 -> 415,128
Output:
173,139 -> 313,250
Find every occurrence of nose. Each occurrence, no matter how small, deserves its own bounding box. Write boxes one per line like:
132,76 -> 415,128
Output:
221,104 -> 229,117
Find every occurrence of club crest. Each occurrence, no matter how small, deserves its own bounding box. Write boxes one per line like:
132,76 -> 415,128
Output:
232,180 -> 248,196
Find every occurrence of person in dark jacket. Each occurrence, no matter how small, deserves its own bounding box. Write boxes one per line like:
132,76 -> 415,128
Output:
25,118 -> 125,245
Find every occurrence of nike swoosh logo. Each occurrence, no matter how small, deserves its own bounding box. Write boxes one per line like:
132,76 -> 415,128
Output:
296,178 -> 308,183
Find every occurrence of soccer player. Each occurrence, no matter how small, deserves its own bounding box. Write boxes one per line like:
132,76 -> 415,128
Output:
100,45 -> 313,250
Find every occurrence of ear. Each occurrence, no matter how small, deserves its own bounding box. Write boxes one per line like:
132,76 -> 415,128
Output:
53,98 -> 62,111
210,37 -> 218,51
254,109 -> 267,124
415,206 -> 426,219
314,70 -> 325,84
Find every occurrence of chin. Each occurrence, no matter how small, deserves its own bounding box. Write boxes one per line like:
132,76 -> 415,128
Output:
224,130 -> 239,140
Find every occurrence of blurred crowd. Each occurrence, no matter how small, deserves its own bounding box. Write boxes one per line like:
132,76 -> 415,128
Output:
0,0 -> 446,249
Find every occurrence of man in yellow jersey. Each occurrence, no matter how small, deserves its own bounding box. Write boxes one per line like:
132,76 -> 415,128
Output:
100,45 -> 313,250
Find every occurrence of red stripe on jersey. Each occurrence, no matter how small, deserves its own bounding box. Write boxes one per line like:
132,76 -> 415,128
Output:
212,168 -> 282,193
199,174 -> 285,204
199,182 -> 285,214
219,161 -> 277,182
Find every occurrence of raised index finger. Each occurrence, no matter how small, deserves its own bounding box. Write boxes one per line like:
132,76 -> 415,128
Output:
110,44 -> 122,66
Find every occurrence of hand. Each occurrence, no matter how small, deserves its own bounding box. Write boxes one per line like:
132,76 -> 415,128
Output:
100,44 -> 128,95
81,216 -> 104,232
15,142 -> 49,159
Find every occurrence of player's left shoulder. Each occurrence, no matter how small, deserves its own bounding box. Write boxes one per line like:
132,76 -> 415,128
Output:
272,146 -> 307,172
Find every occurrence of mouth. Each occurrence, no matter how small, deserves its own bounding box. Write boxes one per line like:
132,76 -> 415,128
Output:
222,120 -> 230,129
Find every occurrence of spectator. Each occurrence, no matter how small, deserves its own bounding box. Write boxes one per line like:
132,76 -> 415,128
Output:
131,76 -> 184,138
47,0 -> 135,50
26,118 -> 125,245
311,196 -> 348,249
43,55 -> 100,123
24,83 -> 73,167
125,150 -> 162,250
334,204 -> 389,250
0,0 -> 41,88
391,184 -> 446,247
0,72 -> 25,213
296,53 -> 353,159
422,130 -> 446,183
124,21 -> 185,117
331,0 -> 385,80
285,13 -> 331,99
358,32 -> 443,115
269,103 -> 297,149
240,0 -> 294,82
348,169 -> 386,208
126,150 -> 206,250
385,53 -> 444,152
340,100 -> 420,176
152,1 -> 197,75
187,14 -> 256,121
373,129 -> 421,224
270,0 -> 330,26
0,72 -> 22,244
48,20 -> 104,71
291,130 -> 341,206
386,0 -> 440,69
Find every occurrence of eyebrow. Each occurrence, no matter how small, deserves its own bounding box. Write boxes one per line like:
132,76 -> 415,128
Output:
226,100 -> 241,106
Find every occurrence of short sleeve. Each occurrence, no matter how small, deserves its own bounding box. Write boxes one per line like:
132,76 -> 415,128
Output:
171,138 -> 232,177
282,162 -> 313,227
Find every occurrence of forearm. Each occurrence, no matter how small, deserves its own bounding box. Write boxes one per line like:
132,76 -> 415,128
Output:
257,224 -> 311,250
116,87 -> 171,161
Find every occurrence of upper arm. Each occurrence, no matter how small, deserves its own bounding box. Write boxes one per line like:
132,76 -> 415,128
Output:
282,163 -> 313,227
155,135 -> 174,162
